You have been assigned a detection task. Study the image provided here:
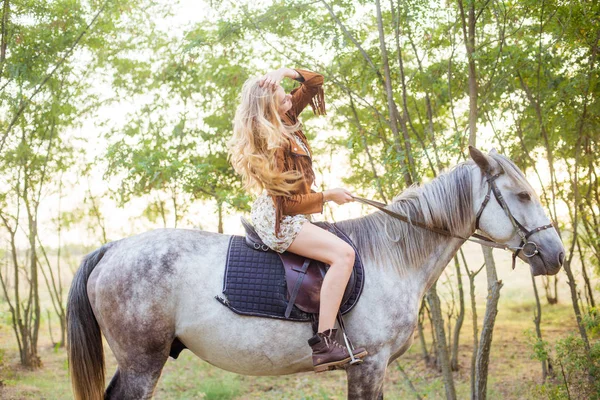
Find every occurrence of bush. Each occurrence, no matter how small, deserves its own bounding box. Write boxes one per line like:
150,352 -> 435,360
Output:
528,311 -> 600,400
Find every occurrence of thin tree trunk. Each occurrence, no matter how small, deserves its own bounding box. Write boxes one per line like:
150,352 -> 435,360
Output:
0,215 -> 23,357
404,21 -> 441,172
427,282 -> 457,400
375,0 -> 413,187
457,0 -> 478,148
391,0 -> 437,176
57,176 -> 65,346
36,239 -> 66,347
0,0 -> 9,80
24,189 -> 41,368
217,201 -> 224,234
474,248 -> 503,400
171,186 -> 178,228
87,181 -> 108,243
451,255 -> 464,371
576,239 -> 595,309
417,301 -> 431,366
531,274 -> 548,381
465,259 -> 484,396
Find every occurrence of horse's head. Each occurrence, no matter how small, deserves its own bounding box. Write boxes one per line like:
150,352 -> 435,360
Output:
469,146 -> 564,276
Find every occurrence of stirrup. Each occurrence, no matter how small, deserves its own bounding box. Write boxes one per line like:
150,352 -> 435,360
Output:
336,311 -> 363,366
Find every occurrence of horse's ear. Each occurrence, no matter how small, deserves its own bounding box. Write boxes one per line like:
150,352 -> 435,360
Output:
469,146 -> 498,174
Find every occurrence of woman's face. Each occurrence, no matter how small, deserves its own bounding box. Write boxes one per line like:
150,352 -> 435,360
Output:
275,85 -> 292,116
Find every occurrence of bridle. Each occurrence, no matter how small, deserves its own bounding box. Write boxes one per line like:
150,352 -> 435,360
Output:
475,171 -> 554,268
352,170 -> 554,269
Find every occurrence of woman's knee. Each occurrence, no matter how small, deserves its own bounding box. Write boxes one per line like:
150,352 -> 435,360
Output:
333,243 -> 355,269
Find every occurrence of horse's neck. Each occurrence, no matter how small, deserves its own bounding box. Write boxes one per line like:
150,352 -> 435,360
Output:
417,237 -> 466,294
339,222 -> 470,302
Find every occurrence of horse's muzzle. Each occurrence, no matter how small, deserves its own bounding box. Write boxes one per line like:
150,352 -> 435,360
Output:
528,250 -> 564,276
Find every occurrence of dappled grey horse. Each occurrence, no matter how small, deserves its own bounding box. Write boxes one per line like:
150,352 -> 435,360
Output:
67,147 -> 564,400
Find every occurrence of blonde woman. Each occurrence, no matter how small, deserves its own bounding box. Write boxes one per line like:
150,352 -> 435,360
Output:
228,68 -> 367,371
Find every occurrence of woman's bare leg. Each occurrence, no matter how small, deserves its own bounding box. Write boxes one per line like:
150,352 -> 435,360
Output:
286,222 -> 355,332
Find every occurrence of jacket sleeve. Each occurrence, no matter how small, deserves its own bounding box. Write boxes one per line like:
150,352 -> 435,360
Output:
280,191 -> 324,215
289,69 -> 326,118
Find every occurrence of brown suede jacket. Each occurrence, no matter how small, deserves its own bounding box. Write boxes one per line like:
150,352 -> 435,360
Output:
272,69 -> 326,234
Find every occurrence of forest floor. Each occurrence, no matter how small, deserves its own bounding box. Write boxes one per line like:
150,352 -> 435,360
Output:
0,243 -> 591,399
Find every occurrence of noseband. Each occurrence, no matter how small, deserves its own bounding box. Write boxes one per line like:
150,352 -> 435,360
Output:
475,172 -> 554,269
352,170 -> 554,269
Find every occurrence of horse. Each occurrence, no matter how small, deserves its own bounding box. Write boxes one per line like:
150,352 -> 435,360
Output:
66,147 -> 564,400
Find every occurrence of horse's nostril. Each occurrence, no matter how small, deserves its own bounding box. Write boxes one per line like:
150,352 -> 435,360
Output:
558,252 -> 565,266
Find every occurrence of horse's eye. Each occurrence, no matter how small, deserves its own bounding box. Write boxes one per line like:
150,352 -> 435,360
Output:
518,192 -> 531,201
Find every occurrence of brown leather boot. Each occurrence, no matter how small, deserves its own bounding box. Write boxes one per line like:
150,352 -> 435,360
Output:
308,329 -> 368,373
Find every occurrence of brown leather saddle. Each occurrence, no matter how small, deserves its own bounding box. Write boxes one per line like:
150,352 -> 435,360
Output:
240,217 -> 357,318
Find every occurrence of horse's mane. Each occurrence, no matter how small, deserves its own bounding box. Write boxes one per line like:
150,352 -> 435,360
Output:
337,161 -> 476,275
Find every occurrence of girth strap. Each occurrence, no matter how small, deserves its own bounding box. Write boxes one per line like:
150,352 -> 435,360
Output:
284,258 -> 311,318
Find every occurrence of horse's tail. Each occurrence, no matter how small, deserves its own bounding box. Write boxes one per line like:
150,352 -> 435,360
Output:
67,245 -> 110,400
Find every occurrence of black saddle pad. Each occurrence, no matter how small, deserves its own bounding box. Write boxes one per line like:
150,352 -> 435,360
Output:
216,225 -> 365,322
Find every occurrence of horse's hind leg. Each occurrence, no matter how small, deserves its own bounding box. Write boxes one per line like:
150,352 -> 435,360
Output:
104,350 -> 169,399
101,319 -> 172,399
94,288 -> 174,399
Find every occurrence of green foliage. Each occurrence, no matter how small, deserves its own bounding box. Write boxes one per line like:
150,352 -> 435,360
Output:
529,324 -> 600,399
583,308 -> 600,338
526,329 -> 551,364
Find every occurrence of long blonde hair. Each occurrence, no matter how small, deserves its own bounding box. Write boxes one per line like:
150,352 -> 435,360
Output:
228,77 -> 302,196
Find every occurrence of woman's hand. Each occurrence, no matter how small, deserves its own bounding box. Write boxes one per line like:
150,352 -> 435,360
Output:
259,68 -> 299,90
323,188 -> 354,205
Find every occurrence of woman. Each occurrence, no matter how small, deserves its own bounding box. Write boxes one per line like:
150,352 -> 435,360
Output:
228,67 -> 367,372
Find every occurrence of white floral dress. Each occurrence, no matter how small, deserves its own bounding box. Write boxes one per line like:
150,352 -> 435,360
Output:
250,135 -> 313,253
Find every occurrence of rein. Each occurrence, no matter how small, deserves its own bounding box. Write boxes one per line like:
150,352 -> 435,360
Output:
351,196 -> 509,251
352,171 -> 554,269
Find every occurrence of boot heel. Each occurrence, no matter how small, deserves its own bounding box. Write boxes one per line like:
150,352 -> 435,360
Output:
314,364 -> 332,373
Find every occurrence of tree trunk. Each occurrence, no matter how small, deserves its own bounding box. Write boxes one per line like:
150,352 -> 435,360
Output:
577,238 -> 595,309
531,274 -> 549,381
417,301 -> 431,366
217,201 -> 224,234
0,0 -> 10,81
375,0 -> 413,187
26,200 -> 41,368
474,247 -> 503,400
465,258 -> 484,396
451,255 -> 464,371
391,0 -> 437,176
457,0 -> 478,148
427,282 -> 457,400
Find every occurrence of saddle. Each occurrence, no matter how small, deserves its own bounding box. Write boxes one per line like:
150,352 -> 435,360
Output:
241,217 -> 356,317
215,218 -> 365,323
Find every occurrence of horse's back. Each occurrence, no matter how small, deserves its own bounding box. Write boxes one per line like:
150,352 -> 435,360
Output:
88,228 -> 230,288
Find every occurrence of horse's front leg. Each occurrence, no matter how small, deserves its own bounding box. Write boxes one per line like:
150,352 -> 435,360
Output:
345,352 -> 388,400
